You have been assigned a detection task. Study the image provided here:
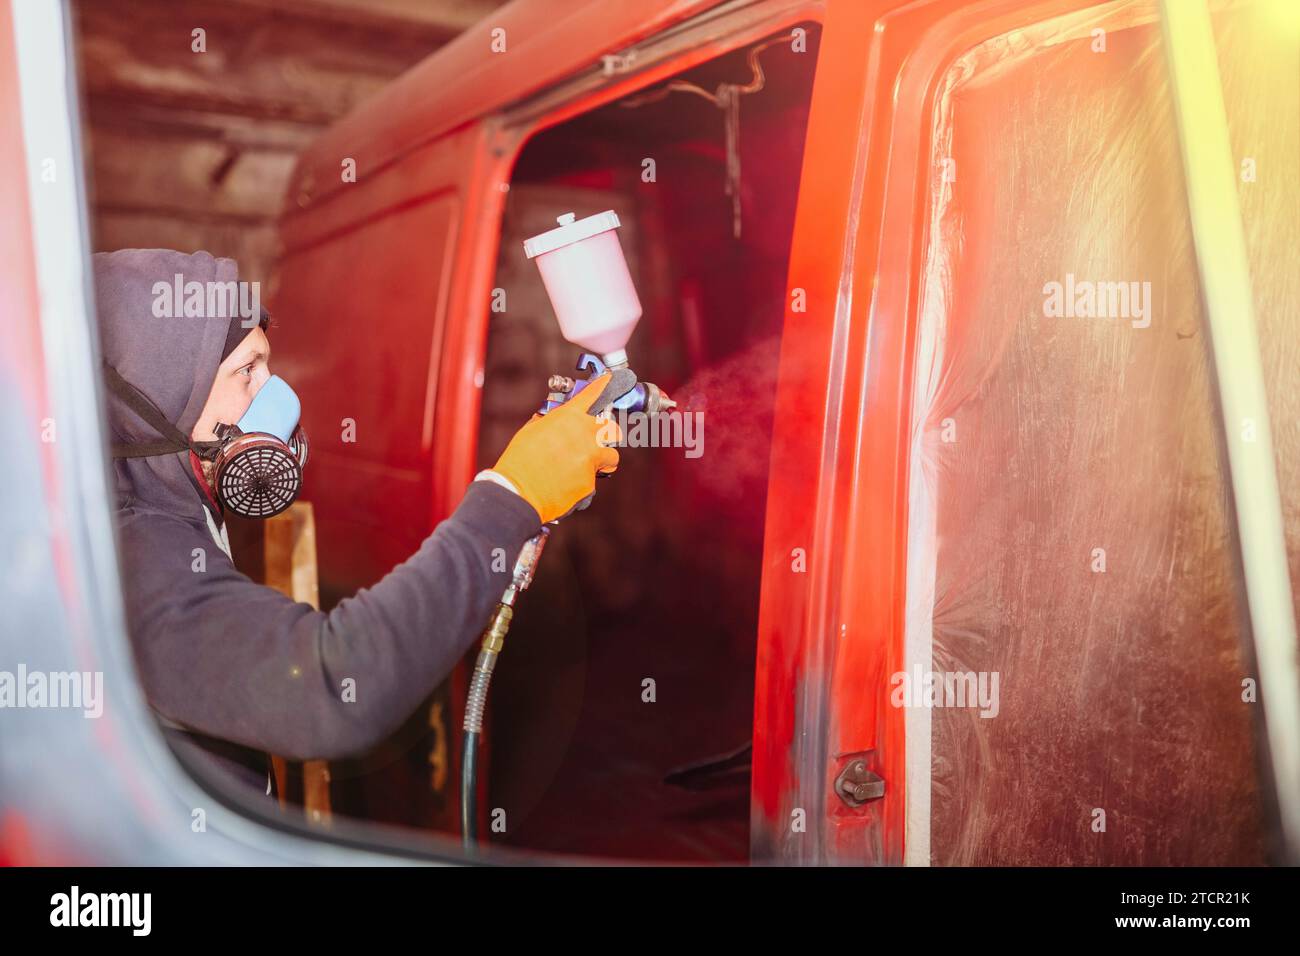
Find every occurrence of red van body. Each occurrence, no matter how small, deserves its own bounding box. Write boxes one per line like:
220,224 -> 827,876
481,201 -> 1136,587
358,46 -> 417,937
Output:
267,0 -> 1300,865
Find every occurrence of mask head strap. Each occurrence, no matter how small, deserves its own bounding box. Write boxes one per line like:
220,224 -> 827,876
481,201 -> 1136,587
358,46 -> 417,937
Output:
103,363 -> 222,460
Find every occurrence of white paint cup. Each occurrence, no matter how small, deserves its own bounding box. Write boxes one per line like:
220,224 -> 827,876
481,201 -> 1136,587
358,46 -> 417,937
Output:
523,210 -> 642,365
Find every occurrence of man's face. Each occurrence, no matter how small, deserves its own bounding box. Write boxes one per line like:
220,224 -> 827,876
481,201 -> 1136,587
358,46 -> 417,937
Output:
191,326 -> 272,444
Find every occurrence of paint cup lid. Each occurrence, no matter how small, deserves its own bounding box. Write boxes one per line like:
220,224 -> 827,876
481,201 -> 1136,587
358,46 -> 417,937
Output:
523,210 -> 621,259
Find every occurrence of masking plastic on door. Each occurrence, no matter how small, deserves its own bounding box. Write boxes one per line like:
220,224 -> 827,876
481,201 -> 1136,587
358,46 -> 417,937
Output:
903,0 -> 1297,865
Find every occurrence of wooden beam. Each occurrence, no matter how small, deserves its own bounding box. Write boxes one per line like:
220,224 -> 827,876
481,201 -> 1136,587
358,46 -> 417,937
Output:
230,0 -> 506,34
73,0 -> 448,126
82,99 -> 321,150
86,128 -> 297,218
263,503 -> 333,827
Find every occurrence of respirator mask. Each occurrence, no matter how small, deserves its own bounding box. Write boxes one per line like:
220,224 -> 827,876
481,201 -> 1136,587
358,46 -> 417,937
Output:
207,375 -> 309,518
105,364 -> 309,520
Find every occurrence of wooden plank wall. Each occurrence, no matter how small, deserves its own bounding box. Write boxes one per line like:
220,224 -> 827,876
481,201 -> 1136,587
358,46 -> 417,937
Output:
73,0 -> 505,283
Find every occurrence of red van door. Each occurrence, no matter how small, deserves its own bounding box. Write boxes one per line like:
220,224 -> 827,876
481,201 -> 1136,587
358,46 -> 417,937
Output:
753,0 -> 1296,866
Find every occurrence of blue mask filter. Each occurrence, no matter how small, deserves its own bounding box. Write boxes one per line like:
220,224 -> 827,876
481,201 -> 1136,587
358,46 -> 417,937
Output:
212,375 -> 309,519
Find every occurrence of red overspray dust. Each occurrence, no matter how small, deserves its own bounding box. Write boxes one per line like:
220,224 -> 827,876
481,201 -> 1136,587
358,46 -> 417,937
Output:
663,332 -> 783,552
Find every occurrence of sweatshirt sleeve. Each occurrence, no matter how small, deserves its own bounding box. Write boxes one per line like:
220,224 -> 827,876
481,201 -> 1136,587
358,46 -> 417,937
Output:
120,480 -> 542,760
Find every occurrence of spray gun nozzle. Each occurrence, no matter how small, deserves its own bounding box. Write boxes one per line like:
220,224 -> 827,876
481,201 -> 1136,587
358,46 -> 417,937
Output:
640,382 -> 675,415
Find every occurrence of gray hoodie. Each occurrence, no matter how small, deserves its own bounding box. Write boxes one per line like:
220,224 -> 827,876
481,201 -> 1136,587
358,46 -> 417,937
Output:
95,249 -> 541,797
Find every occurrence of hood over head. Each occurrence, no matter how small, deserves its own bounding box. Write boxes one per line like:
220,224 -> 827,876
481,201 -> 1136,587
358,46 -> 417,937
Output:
94,248 -> 243,520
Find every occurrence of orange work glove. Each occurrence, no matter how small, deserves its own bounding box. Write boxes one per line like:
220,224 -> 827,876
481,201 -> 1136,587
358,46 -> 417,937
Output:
492,372 -> 623,523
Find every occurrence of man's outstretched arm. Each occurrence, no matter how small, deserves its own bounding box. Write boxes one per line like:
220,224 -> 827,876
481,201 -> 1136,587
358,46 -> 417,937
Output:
123,480 -> 540,760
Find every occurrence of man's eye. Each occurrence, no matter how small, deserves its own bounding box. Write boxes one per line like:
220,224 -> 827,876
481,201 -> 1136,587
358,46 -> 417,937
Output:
238,365 -> 253,377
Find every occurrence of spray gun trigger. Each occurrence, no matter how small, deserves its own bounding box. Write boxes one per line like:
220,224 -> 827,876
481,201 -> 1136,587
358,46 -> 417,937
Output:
570,353 -> 638,419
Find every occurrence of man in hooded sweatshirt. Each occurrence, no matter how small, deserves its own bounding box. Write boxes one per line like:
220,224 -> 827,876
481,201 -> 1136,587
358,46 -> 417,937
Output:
95,248 -> 619,798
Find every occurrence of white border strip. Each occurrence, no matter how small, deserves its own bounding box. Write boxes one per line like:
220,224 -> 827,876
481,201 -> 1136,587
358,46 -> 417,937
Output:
1160,0 -> 1300,863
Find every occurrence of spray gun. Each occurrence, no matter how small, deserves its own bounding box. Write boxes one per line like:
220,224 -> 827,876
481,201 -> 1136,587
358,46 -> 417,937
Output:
461,211 -> 673,850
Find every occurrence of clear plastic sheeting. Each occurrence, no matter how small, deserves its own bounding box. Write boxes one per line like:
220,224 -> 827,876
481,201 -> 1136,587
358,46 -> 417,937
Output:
905,0 -> 1295,865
